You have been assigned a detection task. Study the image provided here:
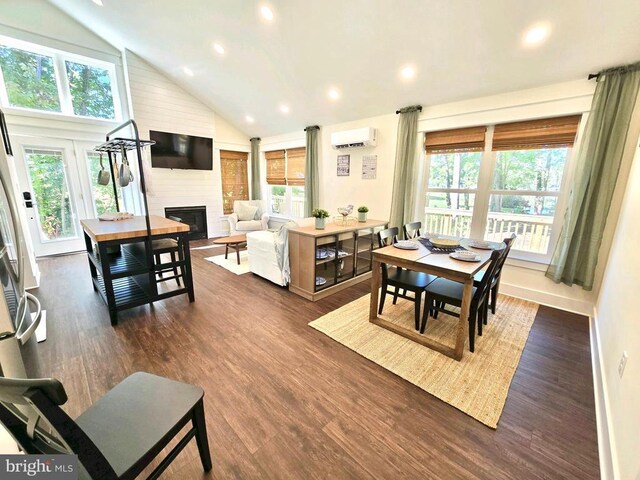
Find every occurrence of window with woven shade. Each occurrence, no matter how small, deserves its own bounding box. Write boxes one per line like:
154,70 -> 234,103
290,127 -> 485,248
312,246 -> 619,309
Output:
265,150 -> 286,185
265,147 -> 306,218
220,150 -> 249,214
421,114 -> 583,262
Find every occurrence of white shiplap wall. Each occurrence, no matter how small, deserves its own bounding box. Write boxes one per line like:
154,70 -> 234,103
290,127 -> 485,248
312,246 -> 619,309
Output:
125,51 -> 248,236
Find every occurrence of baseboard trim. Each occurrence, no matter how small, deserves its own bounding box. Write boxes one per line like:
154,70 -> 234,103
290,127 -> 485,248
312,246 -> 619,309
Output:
590,308 -> 618,480
500,282 -> 592,316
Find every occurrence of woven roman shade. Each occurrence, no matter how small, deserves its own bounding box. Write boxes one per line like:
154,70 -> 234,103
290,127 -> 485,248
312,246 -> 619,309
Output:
425,126 -> 487,154
492,115 -> 581,151
265,150 -> 286,185
220,150 -> 249,214
285,147 -> 306,186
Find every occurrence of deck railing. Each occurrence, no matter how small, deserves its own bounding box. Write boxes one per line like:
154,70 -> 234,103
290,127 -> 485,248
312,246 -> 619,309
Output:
424,209 -> 553,254
270,195 -> 305,218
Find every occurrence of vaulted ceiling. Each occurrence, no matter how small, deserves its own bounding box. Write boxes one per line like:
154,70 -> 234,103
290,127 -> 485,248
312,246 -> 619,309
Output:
49,0 -> 640,137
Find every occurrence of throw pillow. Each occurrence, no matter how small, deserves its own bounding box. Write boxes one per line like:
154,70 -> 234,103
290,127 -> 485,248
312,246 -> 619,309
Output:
236,204 -> 258,221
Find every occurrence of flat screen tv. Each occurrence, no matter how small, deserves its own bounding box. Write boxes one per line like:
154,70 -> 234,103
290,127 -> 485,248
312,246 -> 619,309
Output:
150,130 -> 213,170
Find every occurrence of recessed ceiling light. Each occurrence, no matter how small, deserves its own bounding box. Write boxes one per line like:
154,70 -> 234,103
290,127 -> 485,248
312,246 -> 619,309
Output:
328,88 -> 340,101
213,43 -> 225,55
183,67 -> 194,77
279,104 -> 290,114
261,6 -> 274,21
400,65 -> 416,80
245,115 -> 255,124
523,24 -> 550,46
92,0 -> 103,5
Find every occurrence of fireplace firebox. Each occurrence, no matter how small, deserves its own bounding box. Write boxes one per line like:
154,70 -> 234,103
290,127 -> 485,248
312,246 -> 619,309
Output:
165,206 -> 207,240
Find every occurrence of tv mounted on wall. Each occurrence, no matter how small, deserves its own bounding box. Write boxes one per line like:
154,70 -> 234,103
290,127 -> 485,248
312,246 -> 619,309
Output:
150,130 -> 213,170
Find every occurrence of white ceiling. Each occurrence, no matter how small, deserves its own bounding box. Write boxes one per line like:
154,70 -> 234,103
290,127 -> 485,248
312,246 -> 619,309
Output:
49,0 -> 640,137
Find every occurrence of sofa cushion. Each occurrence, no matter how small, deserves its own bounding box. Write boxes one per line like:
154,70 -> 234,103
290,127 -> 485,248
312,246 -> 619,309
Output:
235,220 -> 262,231
236,204 -> 258,221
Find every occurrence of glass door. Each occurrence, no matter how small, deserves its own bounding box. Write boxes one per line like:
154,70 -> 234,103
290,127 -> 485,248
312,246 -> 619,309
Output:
12,137 -> 89,256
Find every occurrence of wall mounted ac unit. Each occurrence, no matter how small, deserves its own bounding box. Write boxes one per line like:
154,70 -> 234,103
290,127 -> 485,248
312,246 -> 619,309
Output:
330,127 -> 377,149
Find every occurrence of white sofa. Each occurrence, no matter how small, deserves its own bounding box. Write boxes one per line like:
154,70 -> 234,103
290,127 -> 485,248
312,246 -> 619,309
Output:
228,200 -> 269,235
246,230 -> 288,286
246,218 -> 313,286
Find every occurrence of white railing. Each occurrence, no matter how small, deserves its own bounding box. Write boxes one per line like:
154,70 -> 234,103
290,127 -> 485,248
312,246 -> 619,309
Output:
270,195 -> 305,217
425,208 -> 553,254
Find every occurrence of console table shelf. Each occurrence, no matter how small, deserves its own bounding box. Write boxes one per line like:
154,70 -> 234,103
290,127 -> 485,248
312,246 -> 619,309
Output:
288,219 -> 388,301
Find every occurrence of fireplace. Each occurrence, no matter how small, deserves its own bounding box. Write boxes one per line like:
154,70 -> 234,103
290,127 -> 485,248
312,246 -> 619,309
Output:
165,206 -> 208,240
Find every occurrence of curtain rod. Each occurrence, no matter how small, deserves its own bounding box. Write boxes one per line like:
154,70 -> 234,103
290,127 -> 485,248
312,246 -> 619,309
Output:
396,106 -> 423,114
588,73 -> 599,80
250,137 -> 261,141
304,125 -> 320,131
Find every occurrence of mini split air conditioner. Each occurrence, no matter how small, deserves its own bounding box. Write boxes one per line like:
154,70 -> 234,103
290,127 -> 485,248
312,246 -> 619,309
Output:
330,127 -> 377,149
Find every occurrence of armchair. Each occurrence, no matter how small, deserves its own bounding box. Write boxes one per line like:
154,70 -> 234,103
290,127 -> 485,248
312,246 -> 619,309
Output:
228,200 -> 269,235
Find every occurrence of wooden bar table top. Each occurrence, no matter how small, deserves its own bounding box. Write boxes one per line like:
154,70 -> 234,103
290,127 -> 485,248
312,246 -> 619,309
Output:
81,215 -> 190,243
369,238 -> 495,361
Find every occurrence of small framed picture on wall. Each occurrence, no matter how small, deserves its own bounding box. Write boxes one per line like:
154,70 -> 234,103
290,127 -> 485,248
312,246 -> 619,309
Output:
337,155 -> 350,176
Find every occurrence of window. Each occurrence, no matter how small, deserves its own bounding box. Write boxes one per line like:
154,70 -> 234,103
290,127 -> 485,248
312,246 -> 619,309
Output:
266,147 -> 306,217
220,150 -> 249,214
425,127 -> 485,238
423,116 -> 581,262
86,151 -> 122,216
0,37 -> 120,120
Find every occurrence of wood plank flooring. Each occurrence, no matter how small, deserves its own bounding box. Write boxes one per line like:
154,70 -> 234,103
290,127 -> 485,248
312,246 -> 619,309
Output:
29,242 -> 600,479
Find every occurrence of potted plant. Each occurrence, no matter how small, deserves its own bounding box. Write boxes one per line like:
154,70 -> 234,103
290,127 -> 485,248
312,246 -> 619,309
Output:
357,206 -> 369,222
312,208 -> 330,229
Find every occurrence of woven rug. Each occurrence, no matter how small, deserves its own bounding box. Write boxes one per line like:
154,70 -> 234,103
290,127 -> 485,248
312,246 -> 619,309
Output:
204,250 -> 250,275
309,293 -> 538,428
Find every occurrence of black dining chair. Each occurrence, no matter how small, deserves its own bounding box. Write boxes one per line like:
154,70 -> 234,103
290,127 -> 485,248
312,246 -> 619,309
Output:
0,372 -> 212,480
402,221 -> 422,240
473,233 -> 516,316
377,227 -> 437,330
420,248 -> 505,352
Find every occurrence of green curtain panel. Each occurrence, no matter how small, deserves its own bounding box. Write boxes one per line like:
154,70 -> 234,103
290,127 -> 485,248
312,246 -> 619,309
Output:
250,137 -> 261,200
546,62 -> 640,290
389,105 -> 422,230
304,126 -> 320,217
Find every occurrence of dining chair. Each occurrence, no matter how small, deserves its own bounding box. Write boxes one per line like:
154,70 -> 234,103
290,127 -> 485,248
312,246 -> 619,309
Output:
402,221 -> 422,240
0,372 -> 212,480
420,248 -> 505,352
473,233 -> 516,316
377,227 -> 437,330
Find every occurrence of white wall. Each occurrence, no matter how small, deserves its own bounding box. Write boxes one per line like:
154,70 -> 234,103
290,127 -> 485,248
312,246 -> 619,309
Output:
262,80 -> 598,314
593,142 -> 640,480
124,51 -> 249,237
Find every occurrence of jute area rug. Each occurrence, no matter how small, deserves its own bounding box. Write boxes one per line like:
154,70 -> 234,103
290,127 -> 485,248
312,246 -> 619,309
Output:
309,293 -> 538,428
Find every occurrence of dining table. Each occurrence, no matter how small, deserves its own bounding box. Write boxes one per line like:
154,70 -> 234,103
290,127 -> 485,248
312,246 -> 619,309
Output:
369,238 -> 496,361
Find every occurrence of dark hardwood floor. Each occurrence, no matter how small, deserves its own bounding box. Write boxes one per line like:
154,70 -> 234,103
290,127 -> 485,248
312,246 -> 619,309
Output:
30,241 -> 600,479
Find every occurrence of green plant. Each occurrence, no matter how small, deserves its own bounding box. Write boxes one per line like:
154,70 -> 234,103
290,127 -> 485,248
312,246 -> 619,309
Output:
311,208 -> 330,218
357,206 -> 369,213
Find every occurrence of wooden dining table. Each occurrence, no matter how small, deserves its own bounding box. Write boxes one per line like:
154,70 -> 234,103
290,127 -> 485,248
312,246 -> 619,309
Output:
369,238 -> 496,361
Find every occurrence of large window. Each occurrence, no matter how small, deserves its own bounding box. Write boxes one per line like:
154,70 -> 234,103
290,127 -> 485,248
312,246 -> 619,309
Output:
265,147 -> 306,217
423,116 -> 581,262
0,37 -> 120,120
220,150 -> 249,214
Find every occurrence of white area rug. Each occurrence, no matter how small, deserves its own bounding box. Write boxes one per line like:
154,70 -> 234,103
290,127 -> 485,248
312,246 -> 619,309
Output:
205,250 -> 250,275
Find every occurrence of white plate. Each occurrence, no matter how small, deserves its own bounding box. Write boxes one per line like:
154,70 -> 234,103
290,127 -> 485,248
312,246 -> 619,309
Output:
449,252 -> 481,262
315,276 -> 327,286
468,240 -> 494,250
394,241 -> 419,250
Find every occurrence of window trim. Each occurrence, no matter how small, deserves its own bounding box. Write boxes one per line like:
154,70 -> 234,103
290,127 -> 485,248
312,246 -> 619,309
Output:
420,122 -> 580,264
0,35 -> 122,122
